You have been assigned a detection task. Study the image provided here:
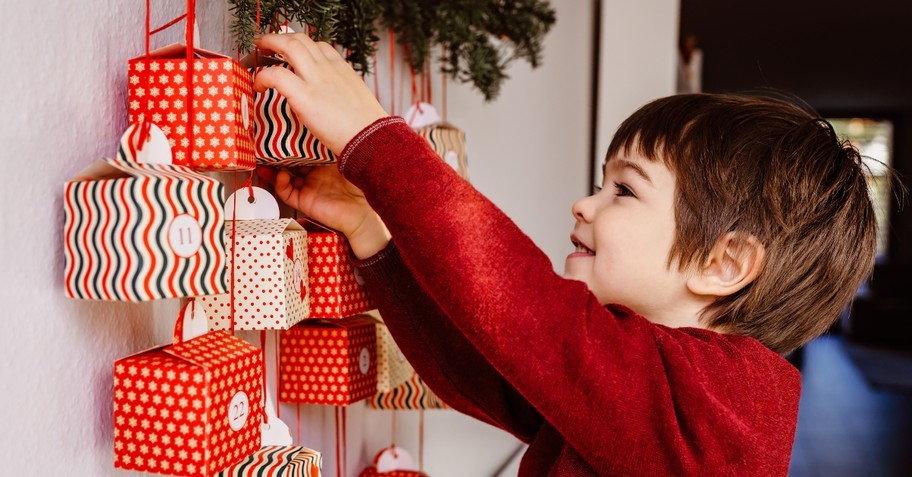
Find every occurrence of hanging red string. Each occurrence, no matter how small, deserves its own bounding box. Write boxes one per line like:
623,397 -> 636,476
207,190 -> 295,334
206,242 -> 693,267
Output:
139,1 -> 194,153
335,407 -> 348,477
441,46 -> 448,123
185,0 -> 197,168
229,173 -> 239,335
388,30 -> 396,116
372,48 -> 380,102
419,409 -> 426,471
390,409 -> 397,455
296,403 -> 301,444
274,330 -> 281,420
260,346 -> 269,427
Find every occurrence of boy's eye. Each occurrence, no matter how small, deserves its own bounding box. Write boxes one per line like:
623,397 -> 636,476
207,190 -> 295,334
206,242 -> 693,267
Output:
613,181 -> 635,197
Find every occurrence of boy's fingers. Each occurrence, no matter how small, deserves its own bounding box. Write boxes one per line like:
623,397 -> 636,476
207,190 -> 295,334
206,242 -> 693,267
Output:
254,32 -> 323,73
315,41 -> 344,62
255,165 -> 278,185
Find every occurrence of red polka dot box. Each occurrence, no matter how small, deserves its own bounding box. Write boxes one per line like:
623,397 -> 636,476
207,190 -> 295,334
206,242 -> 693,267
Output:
113,328 -> 264,476
279,315 -> 378,406
200,217 -> 309,331
301,222 -> 375,319
128,43 -> 256,171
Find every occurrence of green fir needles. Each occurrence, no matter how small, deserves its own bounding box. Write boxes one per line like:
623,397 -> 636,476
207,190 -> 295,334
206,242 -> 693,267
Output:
228,0 -> 556,101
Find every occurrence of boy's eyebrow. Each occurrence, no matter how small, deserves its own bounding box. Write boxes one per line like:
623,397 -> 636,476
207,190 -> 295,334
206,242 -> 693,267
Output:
605,158 -> 653,184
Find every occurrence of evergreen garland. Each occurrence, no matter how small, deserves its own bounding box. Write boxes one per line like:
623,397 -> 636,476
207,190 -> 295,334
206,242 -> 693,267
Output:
227,0 -> 556,101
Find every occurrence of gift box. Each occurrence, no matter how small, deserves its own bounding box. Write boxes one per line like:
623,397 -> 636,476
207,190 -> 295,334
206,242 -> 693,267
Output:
217,445 -> 322,477
113,327 -> 264,476
63,130 -> 227,302
128,43 -> 256,171
201,213 -> 309,331
415,123 -> 469,180
373,318 -> 414,393
279,315 -> 378,406
367,372 -> 448,410
359,468 -> 429,477
242,52 -> 335,167
358,447 -> 428,477
301,222 -> 375,318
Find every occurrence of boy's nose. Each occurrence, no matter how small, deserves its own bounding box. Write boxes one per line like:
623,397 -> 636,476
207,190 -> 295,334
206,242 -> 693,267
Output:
571,195 -> 595,222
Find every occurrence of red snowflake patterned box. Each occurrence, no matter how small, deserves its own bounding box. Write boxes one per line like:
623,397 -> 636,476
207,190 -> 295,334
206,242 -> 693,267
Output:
128,43 -> 256,171
279,315 -> 378,406
113,331 -> 264,476
200,216 -> 309,331
301,222 -> 375,318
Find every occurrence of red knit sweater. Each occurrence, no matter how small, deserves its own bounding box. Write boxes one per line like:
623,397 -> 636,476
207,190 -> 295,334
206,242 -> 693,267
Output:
342,117 -> 801,476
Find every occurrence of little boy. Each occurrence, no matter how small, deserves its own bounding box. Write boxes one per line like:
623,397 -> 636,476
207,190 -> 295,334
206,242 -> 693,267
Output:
253,33 -> 877,476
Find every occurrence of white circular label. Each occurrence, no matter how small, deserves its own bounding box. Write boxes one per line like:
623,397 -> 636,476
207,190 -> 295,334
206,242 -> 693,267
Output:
444,150 -> 460,172
129,123 -> 173,165
404,102 -> 441,129
242,93 -> 251,131
352,266 -> 365,286
375,446 -> 416,473
358,348 -> 370,375
168,214 -> 203,257
293,259 -> 304,293
228,391 -> 250,431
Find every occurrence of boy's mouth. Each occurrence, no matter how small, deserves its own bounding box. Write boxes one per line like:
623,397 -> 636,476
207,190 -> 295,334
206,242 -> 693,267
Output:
571,240 -> 595,255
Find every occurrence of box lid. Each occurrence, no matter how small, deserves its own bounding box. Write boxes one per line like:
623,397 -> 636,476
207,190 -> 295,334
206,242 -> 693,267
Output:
132,42 -> 236,61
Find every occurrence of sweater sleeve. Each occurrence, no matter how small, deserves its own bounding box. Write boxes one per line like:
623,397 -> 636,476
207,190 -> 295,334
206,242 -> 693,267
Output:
353,241 -> 543,443
339,117 -> 801,475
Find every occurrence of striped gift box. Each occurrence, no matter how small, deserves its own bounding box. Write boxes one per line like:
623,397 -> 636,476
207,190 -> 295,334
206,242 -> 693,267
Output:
113,331 -> 264,477
63,154 -> 227,301
128,44 -> 256,171
218,445 -> 322,477
245,54 -> 335,167
367,372 -> 448,410
415,123 -> 469,180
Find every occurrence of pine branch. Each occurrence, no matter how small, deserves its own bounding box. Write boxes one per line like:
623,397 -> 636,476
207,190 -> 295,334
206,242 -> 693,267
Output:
228,0 -> 556,101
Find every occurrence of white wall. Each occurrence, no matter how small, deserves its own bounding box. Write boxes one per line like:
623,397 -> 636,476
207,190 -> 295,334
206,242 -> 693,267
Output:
0,0 -> 674,476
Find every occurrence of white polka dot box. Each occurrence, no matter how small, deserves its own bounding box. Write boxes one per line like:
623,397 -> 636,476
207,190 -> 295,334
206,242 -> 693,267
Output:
128,44 -> 256,171
279,315 -> 378,406
301,222 -> 375,318
201,218 -> 309,331
113,330 -> 264,476
63,144 -> 228,302
217,445 -> 322,477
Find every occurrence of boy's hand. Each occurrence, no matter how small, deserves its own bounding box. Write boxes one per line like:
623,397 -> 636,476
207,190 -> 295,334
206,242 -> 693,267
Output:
251,33 -> 388,155
258,165 -> 390,259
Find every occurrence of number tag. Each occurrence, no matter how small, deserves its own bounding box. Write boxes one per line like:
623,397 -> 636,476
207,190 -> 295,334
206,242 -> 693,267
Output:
168,214 -> 203,257
228,391 -> 250,431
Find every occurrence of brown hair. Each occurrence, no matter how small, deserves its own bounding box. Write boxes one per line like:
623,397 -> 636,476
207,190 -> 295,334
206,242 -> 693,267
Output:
606,93 -> 878,354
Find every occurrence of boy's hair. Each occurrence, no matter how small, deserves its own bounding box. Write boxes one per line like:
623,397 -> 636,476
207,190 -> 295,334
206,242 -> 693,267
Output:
606,93 -> 878,354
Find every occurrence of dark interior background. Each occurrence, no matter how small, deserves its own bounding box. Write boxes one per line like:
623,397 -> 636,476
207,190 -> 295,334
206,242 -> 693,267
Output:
680,0 -> 912,347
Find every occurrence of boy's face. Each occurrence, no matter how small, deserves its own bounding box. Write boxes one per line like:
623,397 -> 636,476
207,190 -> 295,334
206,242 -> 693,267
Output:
564,148 -> 693,325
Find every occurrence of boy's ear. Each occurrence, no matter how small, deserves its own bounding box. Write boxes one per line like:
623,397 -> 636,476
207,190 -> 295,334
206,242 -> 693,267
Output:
687,232 -> 766,297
